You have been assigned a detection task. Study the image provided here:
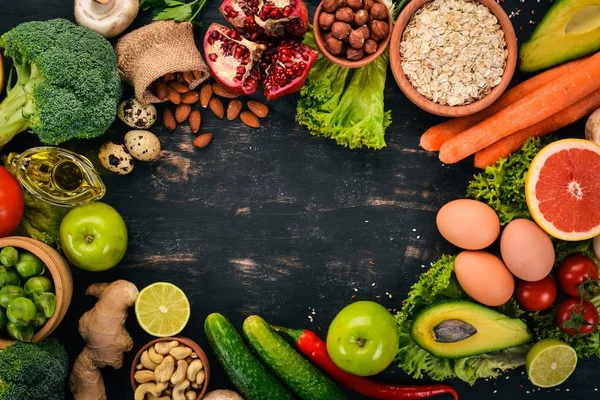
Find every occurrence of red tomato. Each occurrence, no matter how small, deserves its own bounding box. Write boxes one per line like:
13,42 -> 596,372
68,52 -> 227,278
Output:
556,298 -> 598,336
516,277 -> 557,311
0,166 -> 24,238
557,255 -> 599,298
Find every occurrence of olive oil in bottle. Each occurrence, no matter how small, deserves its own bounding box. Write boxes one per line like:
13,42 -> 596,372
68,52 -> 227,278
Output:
6,147 -> 105,207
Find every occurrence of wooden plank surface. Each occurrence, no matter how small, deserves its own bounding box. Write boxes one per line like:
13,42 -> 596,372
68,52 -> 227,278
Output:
2,0 -> 598,399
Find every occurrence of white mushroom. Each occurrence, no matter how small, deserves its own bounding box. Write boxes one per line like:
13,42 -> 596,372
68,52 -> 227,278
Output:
74,0 -> 139,38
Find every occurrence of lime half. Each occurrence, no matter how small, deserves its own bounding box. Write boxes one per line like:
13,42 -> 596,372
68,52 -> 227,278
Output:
526,339 -> 577,388
135,282 -> 190,337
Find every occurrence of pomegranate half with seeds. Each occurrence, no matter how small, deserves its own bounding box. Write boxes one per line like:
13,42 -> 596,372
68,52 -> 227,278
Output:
263,40 -> 318,101
220,0 -> 309,40
204,23 -> 266,96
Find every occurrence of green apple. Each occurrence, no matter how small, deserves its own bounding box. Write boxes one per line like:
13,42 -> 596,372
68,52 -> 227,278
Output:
59,202 -> 127,271
327,301 -> 399,376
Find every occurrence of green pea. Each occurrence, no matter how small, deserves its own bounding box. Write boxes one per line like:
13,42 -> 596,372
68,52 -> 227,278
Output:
0,247 -> 18,267
0,285 -> 26,308
32,312 -> 47,328
24,276 -> 53,295
0,308 -> 7,330
7,321 -> 33,342
15,252 -> 44,279
7,297 -> 37,325
33,292 -> 56,318
0,267 -> 20,287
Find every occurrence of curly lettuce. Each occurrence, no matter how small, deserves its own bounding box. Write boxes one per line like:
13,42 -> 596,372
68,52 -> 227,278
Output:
466,136 -> 554,225
395,255 -> 529,384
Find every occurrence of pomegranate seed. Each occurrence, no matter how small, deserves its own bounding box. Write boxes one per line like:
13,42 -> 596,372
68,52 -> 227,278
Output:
282,5 -> 293,16
208,53 -> 218,62
237,66 -> 246,75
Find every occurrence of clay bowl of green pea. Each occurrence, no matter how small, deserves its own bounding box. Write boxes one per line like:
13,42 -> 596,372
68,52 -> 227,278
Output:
0,237 -> 73,348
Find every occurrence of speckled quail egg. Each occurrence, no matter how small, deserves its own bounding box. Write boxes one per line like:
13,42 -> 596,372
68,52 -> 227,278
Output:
98,142 -> 134,175
117,98 -> 157,129
124,130 -> 161,161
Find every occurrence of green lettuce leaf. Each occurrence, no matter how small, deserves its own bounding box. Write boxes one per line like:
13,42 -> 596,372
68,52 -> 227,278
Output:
296,32 -> 390,149
466,136 -> 554,225
395,255 -> 529,384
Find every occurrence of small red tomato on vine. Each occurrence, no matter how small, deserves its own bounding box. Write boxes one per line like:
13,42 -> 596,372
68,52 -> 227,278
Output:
516,277 -> 557,311
557,255 -> 600,298
556,298 -> 598,336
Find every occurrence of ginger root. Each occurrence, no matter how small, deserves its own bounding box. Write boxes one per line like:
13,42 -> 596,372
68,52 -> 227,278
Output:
69,280 -> 139,400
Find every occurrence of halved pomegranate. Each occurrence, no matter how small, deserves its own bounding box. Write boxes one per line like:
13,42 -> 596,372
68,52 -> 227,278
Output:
203,23 -> 266,96
220,0 -> 309,40
263,40 -> 318,101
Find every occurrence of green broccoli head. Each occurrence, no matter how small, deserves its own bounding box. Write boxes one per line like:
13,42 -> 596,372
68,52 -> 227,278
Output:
0,18 -> 122,147
0,338 -> 69,400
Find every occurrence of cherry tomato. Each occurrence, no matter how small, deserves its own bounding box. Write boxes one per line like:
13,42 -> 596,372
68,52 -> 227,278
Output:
558,255 -> 599,298
0,166 -> 24,238
516,277 -> 557,311
556,298 -> 598,336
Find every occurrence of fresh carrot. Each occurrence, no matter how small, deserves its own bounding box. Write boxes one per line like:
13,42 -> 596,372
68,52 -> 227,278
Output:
439,52 -> 600,164
419,57 -> 589,152
473,89 -> 600,168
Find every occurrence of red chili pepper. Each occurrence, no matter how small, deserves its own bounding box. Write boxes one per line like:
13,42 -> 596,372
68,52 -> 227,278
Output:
273,326 -> 458,400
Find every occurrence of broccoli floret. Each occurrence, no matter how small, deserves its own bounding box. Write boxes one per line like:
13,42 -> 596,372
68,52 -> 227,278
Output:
0,18 -> 122,148
0,338 -> 69,400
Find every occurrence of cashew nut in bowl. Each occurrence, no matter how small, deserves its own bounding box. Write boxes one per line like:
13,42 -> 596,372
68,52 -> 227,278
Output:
141,350 -> 159,370
186,359 -> 204,382
134,370 -> 155,384
155,340 -> 180,355
171,360 -> 188,385
134,382 -> 160,400
149,346 -> 165,364
154,355 -> 175,383
173,380 -> 191,400
170,346 -> 193,360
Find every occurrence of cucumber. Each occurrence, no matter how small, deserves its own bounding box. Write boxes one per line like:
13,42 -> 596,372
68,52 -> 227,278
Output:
204,313 -> 295,400
243,315 -> 347,400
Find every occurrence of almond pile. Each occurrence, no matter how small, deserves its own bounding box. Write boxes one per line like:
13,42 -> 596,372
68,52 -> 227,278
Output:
158,74 -> 270,150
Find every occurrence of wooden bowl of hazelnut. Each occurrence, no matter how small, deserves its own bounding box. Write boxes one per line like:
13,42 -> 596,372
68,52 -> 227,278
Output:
314,0 -> 392,68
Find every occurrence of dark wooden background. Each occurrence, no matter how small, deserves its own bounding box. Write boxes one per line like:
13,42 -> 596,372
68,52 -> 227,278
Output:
1,0 -> 596,399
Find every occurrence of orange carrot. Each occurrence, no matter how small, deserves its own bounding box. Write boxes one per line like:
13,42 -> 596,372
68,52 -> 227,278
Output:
439,52 -> 600,164
419,57 -> 589,152
473,89 -> 600,168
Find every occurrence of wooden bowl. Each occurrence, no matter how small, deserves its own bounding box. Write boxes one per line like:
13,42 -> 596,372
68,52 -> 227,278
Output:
0,236 -> 73,349
130,336 -> 210,399
314,0 -> 393,68
389,0 -> 517,117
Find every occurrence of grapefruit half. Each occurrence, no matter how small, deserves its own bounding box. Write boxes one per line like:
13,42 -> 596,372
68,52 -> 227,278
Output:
525,139 -> 600,241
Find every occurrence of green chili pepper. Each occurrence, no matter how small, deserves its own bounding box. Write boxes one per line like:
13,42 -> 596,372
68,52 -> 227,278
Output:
0,247 -> 18,267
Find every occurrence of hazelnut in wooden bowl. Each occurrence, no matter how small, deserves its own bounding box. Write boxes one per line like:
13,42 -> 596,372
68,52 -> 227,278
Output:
0,236 -> 73,349
131,336 -> 210,400
314,0 -> 393,68
389,0 -> 517,117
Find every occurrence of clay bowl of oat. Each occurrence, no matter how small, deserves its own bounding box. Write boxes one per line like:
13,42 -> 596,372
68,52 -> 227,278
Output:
314,0 -> 393,68
390,0 -> 517,117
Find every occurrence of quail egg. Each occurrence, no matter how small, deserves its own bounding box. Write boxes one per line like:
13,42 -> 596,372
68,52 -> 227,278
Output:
98,142 -> 134,175
117,98 -> 157,129
124,130 -> 161,161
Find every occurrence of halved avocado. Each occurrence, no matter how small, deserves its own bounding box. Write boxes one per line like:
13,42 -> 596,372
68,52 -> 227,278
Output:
519,0 -> 600,72
410,301 -> 531,359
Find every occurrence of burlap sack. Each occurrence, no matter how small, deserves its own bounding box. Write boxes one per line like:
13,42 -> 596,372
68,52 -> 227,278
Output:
115,21 -> 210,104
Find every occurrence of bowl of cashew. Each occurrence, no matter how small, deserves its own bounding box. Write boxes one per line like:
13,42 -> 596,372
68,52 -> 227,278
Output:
130,336 -> 210,400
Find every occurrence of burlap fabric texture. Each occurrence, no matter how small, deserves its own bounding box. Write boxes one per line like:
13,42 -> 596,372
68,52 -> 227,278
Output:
115,20 -> 209,104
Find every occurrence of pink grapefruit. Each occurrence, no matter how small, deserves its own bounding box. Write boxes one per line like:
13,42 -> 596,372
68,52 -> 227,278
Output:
525,139 -> 600,241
